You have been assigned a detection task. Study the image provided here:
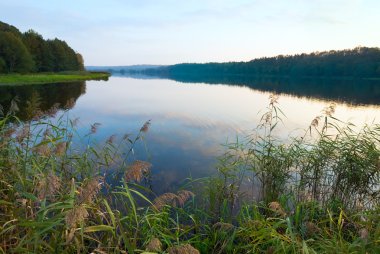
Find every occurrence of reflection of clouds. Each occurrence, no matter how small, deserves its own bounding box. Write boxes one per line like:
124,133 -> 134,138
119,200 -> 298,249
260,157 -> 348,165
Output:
68,108 -> 225,193
81,78 -> 267,127
147,120 -> 227,157
65,77 -> 380,193
76,77 -> 380,140
153,169 -> 181,193
70,109 -> 233,159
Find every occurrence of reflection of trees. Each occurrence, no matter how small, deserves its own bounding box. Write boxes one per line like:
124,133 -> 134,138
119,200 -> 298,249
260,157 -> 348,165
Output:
0,81 -> 86,120
159,74 -> 380,105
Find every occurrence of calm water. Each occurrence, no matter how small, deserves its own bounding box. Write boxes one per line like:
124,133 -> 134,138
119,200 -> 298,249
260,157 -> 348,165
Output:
1,76 -> 380,193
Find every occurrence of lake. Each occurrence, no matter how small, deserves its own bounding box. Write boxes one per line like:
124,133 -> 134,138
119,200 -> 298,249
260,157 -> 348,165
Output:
1,75 -> 380,193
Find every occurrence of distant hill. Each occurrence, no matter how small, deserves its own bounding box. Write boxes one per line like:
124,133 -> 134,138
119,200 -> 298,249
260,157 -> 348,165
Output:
139,47 -> 380,79
0,21 -> 84,73
86,65 -> 165,73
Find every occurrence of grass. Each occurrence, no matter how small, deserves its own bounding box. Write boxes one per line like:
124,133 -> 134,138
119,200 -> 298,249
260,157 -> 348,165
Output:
0,71 -> 110,85
0,95 -> 379,253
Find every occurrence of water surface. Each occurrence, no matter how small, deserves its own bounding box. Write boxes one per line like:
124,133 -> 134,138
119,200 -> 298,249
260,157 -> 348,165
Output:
2,76 -> 380,193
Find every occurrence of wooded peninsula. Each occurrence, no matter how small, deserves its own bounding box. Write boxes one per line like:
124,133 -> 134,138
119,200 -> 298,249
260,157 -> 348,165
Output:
0,21 -> 109,84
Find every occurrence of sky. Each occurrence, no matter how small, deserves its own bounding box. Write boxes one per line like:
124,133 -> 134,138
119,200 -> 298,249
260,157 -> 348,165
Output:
0,0 -> 379,66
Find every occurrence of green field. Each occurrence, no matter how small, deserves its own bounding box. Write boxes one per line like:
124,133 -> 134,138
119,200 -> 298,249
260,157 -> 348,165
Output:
0,71 -> 110,85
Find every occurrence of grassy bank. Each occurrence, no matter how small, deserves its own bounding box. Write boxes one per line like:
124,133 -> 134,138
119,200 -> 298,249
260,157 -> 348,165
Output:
0,71 -> 110,85
0,96 -> 379,253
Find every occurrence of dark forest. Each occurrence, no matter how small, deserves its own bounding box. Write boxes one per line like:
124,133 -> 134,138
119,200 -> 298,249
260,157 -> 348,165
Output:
141,47 -> 380,79
0,21 -> 84,73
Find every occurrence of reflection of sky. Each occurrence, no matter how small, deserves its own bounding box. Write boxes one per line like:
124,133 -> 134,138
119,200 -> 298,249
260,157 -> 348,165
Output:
67,77 -> 380,192
75,77 -> 380,130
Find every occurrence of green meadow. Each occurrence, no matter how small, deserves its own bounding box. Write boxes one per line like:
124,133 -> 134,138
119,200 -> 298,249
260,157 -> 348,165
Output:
0,72 -> 110,85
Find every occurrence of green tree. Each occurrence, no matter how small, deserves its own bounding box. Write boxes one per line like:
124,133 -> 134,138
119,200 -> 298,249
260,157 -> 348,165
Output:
0,31 -> 35,73
47,39 -> 80,72
0,21 -> 84,73
0,57 -> 6,72
76,53 -> 84,71
47,39 -> 66,71
23,29 -> 50,72
0,21 -> 22,37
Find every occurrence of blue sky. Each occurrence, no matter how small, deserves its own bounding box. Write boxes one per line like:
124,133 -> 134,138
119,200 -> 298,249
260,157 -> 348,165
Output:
1,0 -> 379,65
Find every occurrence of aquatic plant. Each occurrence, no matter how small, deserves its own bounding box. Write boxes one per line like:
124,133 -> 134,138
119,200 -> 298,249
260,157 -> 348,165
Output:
0,96 -> 379,253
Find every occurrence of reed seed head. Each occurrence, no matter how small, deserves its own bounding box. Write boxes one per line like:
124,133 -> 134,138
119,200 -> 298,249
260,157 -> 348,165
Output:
140,120 -> 151,133
323,103 -> 336,117
176,190 -> 195,206
153,192 -> 178,210
90,122 -> 101,134
213,222 -> 234,231
167,244 -> 200,254
311,116 -> 321,128
54,142 -> 67,156
125,160 -> 152,182
269,94 -> 279,105
35,173 -> 61,200
77,176 -> 103,204
268,201 -> 287,217
16,124 -> 30,143
66,228 -> 76,245
9,98 -> 19,113
145,238 -> 162,252
33,144 -> 51,157
152,190 -> 194,210
106,134 -> 116,144
65,205 -> 89,229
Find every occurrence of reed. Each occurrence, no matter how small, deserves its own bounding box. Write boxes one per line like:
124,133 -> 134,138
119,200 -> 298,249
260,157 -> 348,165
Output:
0,96 -> 379,253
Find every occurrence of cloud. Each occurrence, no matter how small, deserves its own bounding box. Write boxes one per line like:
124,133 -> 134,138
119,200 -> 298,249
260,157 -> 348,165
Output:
2,0 -> 378,65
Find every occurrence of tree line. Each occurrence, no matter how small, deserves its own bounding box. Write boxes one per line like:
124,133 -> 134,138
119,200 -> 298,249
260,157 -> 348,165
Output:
141,47 -> 380,79
0,21 -> 84,73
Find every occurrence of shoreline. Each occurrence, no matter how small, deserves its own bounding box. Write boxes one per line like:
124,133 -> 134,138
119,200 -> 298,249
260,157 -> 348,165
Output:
0,71 -> 111,85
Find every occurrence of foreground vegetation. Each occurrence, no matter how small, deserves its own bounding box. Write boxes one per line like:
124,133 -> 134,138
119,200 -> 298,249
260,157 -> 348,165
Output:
0,96 -> 379,253
0,71 -> 110,85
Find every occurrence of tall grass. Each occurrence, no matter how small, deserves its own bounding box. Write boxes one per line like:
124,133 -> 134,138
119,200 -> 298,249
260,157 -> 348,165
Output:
0,95 -> 380,253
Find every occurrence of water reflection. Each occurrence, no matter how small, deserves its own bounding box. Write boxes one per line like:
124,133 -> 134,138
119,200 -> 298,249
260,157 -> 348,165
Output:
67,77 -> 380,193
117,72 -> 380,106
2,76 -> 380,193
0,82 -> 86,120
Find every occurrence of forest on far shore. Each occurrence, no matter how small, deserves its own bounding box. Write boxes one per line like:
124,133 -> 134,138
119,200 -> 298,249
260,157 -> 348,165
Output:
140,47 -> 380,79
0,21 -> 84,74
